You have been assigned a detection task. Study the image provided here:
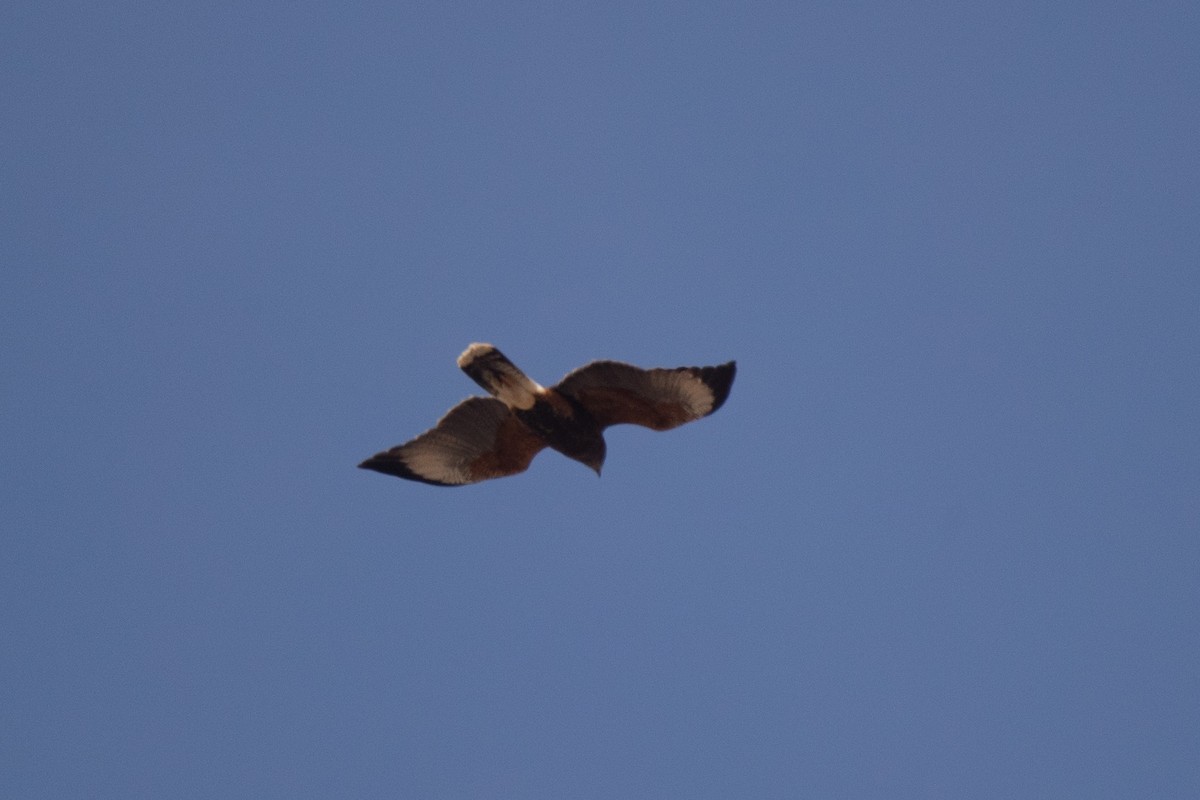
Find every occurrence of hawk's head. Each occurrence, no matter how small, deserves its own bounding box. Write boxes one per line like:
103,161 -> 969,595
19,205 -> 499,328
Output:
577,437 -> 606,477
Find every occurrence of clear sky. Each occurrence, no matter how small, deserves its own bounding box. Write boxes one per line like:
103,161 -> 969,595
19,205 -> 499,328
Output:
4,2 -> 1198,797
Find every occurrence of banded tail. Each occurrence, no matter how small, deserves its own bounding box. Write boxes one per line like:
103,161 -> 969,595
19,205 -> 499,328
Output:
457,343 -> 542,410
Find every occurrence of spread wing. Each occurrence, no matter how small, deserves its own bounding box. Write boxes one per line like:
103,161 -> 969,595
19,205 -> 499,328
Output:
554,360 -> 736,431
359,397 -> 547,486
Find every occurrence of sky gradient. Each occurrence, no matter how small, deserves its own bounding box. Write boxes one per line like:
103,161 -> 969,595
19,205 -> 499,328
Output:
4,2 -> 1198,797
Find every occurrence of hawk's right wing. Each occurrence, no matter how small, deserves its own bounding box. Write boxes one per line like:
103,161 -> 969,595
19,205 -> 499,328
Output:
554,360 -> 736,431
359,397 -> 547,486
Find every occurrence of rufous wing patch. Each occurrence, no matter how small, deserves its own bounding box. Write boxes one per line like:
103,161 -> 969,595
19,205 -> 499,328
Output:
463,413 -> 547,482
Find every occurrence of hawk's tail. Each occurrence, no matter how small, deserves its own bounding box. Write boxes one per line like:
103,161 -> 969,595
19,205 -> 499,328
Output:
457,343 -> 542,410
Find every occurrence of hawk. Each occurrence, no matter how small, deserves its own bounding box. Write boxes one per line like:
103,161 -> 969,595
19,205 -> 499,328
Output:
359,343 -> 736,486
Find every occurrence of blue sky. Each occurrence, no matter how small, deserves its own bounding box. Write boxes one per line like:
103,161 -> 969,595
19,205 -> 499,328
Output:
4,2 -> 1198,797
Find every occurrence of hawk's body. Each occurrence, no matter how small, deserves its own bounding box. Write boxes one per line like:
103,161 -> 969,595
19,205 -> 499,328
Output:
359,343 -> 736,486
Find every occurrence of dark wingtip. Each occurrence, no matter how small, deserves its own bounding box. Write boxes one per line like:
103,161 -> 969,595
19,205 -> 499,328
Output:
702,360 -> 736,415
358,452 -> 456,487
358,453 -> 400,476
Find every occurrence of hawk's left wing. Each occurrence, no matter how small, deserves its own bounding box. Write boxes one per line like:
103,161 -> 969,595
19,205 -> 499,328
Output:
554,360 -> 735,431
359,397 -> 547,486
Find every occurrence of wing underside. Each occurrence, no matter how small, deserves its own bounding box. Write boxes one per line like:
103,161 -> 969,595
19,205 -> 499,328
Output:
554,360 -> 736,430
359,396 -> 547,486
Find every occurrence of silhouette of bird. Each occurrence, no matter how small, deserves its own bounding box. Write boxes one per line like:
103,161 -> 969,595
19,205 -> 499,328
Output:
359,343 -> 736,486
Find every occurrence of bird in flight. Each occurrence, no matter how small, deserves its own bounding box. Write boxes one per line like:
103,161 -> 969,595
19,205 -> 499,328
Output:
359,343 -> 736,486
